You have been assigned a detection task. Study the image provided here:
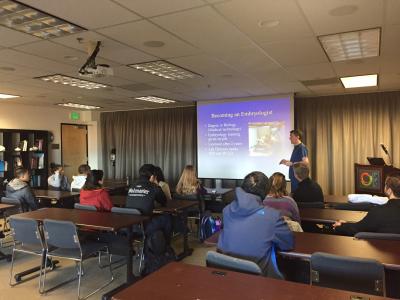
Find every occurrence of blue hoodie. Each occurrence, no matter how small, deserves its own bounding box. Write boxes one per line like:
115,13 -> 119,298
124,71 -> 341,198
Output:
218,187 -> 294,272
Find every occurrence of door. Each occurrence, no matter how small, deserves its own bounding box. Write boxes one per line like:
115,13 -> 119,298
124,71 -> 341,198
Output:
61,124 -> 88,180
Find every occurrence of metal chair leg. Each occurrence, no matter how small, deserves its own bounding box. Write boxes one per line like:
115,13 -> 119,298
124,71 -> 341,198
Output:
9,249 -> 16,286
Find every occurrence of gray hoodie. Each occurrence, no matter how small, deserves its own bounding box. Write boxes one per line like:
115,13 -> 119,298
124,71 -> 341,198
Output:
5,179 -> 38,211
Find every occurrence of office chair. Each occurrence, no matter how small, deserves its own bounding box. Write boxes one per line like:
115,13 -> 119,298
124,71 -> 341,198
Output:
310,252 -> 385,296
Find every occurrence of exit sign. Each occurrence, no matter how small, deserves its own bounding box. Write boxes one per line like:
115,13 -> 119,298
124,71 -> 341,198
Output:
70,111 -> 80,120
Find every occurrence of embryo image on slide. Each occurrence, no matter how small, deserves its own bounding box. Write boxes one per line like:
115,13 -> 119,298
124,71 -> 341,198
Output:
248,121 -> 285,156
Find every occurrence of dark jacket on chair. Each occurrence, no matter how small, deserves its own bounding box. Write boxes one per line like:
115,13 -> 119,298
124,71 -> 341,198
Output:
335,198 -> 400,236
218,187 -> 294,274
5,178 -> 38,211
292,177 -> 324,203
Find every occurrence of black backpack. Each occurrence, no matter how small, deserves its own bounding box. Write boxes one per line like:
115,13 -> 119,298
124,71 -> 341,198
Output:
141,230 -> 176,276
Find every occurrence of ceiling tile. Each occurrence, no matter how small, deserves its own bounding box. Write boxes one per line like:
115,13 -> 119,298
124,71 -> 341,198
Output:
0,26 -> 41,47
97,20 -> 200,58
297,0 -> 383,35
113,0 -> 205,17
386,0 -> 400,26
152,6 -> 250,53
260,38 -> 329,67
380,25 -> 400,57
215,0 -> 314,43
332,57 -> 379,77
213,46 -> 280,73
53,31 -> 156,65
0,49 -> 77,73
18,0 -> 141,29
286,63 -> 336,80
379,73 -> 400,89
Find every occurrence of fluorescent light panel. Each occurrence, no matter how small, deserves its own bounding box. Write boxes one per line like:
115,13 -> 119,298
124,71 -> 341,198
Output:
318,28 -> 380,62
0,0 -> 85,39
0,93 -> 19,99
57,102 -> 101,110
36,74 -> 108,90
340,74 -> 378,88
128,60 -> 200,80
136,96 -> 176,104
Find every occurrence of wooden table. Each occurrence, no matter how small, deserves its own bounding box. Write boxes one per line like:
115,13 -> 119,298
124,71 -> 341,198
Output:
280,232 -> 400,271
110,196 -> 197,260
205,187 -> 233,196
300,208 -> 367,223
154,200 -> 197,260
15,208 -> 148,283
110,262 -> 389,300
34,189 -> 79,200
0,203 -> 15,211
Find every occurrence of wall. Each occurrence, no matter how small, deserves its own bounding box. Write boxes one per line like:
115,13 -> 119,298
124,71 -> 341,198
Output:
0,102 -> 99,168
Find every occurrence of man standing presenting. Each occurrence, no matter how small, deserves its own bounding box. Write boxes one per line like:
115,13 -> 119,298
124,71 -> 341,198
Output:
280,129 -> 309,192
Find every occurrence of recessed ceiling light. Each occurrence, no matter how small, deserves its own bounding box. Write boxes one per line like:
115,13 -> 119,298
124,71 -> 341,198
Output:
0,66 -> 15,71
0,93 -> 20,99
135,96 -> 176,104
340,74 -> 378,88
0,0 -> 86,39
257,19 -> 280,28
329,5 -> 358,17
127,60 -> 201,80
35,74 -> 108,90
143,40 -> 165,48
318,28 -> 380,62
57,102 -> 101,110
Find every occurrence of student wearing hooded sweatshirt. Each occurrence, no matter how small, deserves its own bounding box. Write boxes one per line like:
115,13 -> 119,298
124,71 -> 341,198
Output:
70,164 -> 91,191
79,170 -> 113,212
6,167 -> 38,211
218,171 -> 294,277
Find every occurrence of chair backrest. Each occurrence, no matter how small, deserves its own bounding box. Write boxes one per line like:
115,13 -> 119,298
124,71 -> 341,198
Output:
297,202 -> 325,208
43,219 -> 80,250
355,232 -> 400,241
310,252 -> 385,296
1,197 -> 23,216
206,251 -> 263,276
9,217 -> 44,248
173,192 -> 205,215
74,203 -> 97,211
111,207 -> 141,215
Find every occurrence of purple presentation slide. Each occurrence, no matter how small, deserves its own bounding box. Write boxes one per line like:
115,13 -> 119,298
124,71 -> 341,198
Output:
197,97 -> 293,179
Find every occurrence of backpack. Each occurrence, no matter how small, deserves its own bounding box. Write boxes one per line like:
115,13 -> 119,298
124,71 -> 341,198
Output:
141,230 -> 176,276
200,213 -> 222,242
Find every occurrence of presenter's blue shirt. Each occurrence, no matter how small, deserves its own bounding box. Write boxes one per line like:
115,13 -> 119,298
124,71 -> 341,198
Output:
289,143 -> 308,191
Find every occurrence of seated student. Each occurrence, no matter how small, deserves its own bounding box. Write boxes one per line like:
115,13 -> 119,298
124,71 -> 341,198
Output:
218,171 -> 294,276
334,174 -> 400,236
5,167 -> 38,211
48,163 -> 70,191
263,172 -> 300,223
292,162 -> 324,203
71,164 -> 91,191
154,166 -> 172,201
80,170 -> 113,212
127,164 -> 171,243
175,165 -> 206,198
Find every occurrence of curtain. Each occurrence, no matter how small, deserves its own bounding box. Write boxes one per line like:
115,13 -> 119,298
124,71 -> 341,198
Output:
295,91 -> 400,195
101,106 -> 197,185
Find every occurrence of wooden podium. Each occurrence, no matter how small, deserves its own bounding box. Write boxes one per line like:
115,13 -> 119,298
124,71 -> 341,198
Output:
354,163 -> 400,195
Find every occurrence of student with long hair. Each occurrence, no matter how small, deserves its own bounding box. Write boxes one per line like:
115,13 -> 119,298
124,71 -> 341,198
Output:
263,172 -> 300,223
154,166 -> 172,201
79,170 -> 113,211
175,165 -> 205,196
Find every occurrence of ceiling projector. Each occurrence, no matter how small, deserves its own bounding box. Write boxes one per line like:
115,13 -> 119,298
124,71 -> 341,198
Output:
79,41 -> 113,78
